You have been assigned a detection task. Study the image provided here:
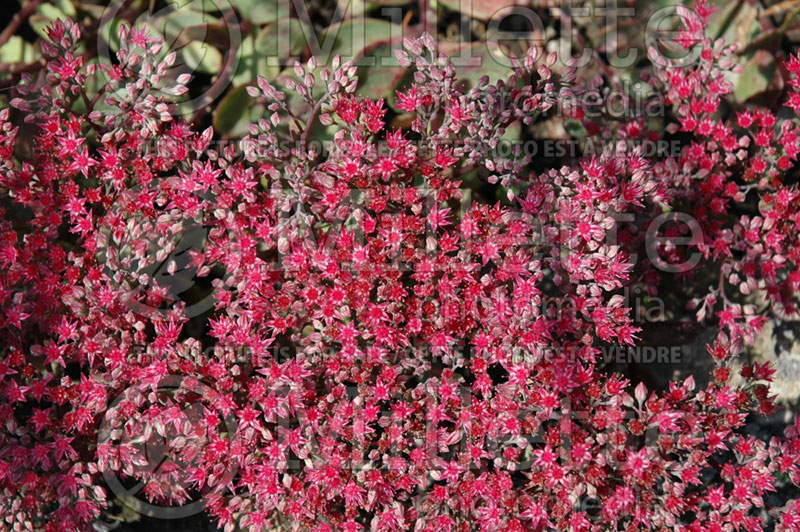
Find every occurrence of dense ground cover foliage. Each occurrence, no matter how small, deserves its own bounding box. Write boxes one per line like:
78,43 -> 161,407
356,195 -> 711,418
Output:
4,2 -> 800,531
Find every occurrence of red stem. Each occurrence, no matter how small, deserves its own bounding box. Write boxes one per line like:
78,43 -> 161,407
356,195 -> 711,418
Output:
0,0 -> 44,49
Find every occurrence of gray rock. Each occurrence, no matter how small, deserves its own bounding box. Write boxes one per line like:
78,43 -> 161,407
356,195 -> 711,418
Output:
750,319 -> 800,404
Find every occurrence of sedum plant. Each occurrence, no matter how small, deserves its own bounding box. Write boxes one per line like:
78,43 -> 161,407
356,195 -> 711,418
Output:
2,6 -> 800,532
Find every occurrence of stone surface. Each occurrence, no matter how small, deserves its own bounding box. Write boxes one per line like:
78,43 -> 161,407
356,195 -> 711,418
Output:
750,319 -> 800,404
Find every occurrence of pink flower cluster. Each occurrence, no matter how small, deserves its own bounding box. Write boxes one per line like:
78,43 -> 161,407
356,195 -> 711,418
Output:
1,8 -> 800,532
